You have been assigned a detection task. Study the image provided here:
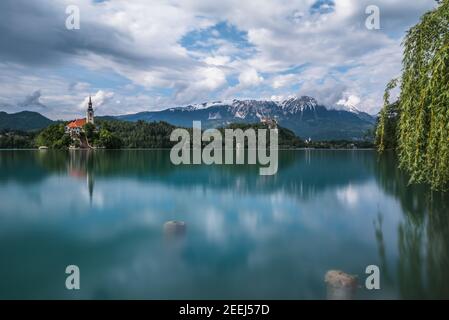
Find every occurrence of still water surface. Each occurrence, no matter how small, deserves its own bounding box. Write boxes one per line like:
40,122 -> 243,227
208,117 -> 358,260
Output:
0,150 -> 448,299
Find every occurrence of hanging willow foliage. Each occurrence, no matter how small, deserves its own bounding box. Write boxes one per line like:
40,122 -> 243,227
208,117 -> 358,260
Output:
376,0 -> 449,191
376,78 -> 399,152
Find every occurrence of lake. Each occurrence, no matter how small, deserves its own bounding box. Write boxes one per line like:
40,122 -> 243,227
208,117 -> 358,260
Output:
0,150 -> 448,299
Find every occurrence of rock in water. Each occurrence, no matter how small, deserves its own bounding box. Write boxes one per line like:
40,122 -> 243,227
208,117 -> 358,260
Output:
324,270 -> 358,300
163,220 -> 186,238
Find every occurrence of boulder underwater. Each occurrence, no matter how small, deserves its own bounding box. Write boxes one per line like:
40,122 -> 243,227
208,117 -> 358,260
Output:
163,220 -> 187,239
324,270 -> 358,300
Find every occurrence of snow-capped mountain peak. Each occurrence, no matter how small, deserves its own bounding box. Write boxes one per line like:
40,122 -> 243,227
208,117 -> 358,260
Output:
346,105 -> 362,114
169,100 -> 231,112
168,96 -> 370,117
336,95 -> 363,114
117,95 -> 376,140
279,96 -> 318,114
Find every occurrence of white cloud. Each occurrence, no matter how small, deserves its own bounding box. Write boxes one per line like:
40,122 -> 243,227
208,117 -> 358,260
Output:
199,67 -> 227,90
0,0 -> 438,117
270,95 -> 285,101
174,67 -> 227,104
238,68 -> 264,87
204,55 -> 231,66
79,90 -> 114,110
299,76 -> 346,107
337,95 -> 361,109
271,74 -> 297,89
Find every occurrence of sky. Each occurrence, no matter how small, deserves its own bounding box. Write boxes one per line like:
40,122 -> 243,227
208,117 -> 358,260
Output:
0,0 -> 437,119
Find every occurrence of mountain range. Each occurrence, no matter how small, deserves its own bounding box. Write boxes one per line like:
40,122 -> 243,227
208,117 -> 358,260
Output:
0,96 -> 376,140
118,96 -> 376,140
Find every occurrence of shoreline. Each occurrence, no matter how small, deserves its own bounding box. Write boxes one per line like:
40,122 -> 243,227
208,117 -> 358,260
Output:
0,147 -> 377,151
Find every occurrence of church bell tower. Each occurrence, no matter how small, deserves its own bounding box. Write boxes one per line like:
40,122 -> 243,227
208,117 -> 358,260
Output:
87,95 -> 94,124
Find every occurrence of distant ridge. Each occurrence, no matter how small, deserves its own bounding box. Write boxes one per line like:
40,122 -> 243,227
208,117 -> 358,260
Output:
116,96 -> 376,140
0,96 -> 377,140
0,111 -> 53,131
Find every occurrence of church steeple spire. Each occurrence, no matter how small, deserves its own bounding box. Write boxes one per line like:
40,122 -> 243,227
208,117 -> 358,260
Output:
88,95 -> 93,110
86,95 -> 94,124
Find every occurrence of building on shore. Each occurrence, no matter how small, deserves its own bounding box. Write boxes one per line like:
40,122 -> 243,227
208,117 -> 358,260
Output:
260,117 -> 278,129
65,96 -> 95,136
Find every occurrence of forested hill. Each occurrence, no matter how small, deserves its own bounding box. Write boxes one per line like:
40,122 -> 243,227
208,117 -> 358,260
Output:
0,111 -> 53,131
95,120 -> 305,149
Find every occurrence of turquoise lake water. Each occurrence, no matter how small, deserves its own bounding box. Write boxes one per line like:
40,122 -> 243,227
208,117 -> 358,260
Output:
0,150 -> 448,299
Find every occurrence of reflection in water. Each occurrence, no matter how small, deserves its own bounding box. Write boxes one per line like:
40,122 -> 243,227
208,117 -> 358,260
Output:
373,213 -> 392,285
1,150 -> 375,199
0,150 -> 448,299
67,151 -> 95,204
375,152 -> 449,299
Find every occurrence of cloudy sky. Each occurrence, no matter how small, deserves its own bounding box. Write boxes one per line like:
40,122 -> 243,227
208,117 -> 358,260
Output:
0,0 -> 436,119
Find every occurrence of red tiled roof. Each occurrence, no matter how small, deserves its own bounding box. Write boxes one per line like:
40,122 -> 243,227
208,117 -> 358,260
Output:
67,118 -> 86,128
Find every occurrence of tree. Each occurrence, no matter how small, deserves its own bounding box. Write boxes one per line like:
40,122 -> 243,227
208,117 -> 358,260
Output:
99,128 -> 122,149
35,123 -> 70,149
376,78 -> 399,152
83,122 -> 95,141
376,1 -> 449,191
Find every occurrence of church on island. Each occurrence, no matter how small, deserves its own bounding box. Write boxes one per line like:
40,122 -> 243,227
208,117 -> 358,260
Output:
65,96 -> 95,136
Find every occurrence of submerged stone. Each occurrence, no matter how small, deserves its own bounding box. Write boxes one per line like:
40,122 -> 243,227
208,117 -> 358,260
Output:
325,270 -> 358,300
163,220 -> 186,238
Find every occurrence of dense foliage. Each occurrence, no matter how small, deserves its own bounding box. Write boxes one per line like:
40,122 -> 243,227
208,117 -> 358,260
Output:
97,120 -> 177,148
0,130 -> 36,148
376,1 -> 449,190
2,119 -> 374,150
82,122 -> 123,149
35,124 -> 72,149
376,78 -> 399,152
219,123 -> 305,149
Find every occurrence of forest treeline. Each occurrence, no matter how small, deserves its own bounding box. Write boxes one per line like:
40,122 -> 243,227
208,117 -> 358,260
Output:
0,119 -> 374,150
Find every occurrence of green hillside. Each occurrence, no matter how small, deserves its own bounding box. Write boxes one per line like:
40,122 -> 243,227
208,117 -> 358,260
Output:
0,111 -> 53,131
